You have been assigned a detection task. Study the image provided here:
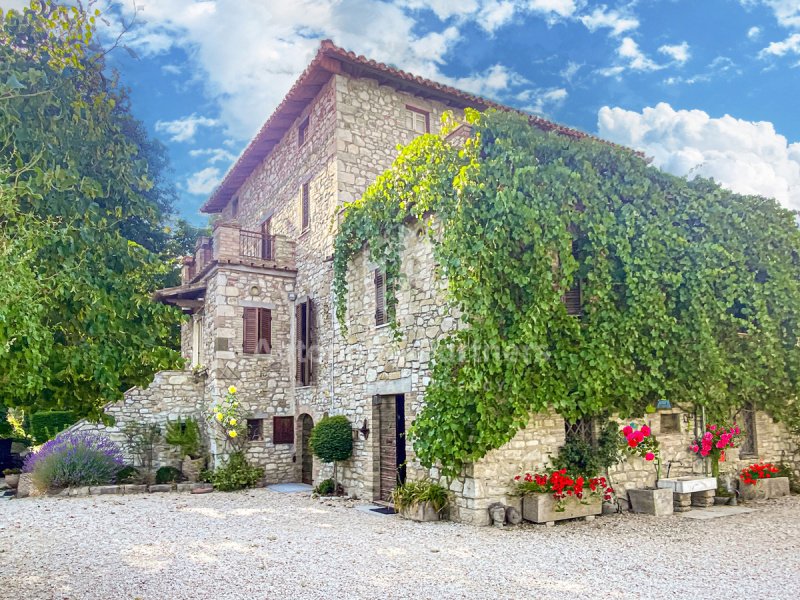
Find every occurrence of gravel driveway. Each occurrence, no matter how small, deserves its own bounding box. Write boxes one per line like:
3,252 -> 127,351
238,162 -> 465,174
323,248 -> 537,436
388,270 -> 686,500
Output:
1,489 -> 799,600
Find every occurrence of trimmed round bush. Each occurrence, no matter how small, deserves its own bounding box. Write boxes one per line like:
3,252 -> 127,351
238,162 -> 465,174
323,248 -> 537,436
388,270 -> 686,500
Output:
23,432 -> 124,490
155,466 -> 182,484
309,415 -> 353,463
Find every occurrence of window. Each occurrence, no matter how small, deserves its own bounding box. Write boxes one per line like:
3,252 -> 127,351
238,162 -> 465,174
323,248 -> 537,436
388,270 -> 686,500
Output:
243,307 -> 271,354
247,419 -> 263,441
298,117 -> 309,146
739,402 -> 758,456
374,269 -> 393,326
660,413 -> 680,434
405,106 -> 429,134
273,416 -> 295,444
301,182 -> 310,232
296,298 -> 313,386
565,418 -> 594,446
231,196 -> 239,218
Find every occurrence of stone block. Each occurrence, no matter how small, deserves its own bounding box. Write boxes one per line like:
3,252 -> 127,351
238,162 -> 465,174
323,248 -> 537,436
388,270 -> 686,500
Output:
658,477 -> 716,493
522,493 -> 601,524
148,484 -> 174,493
176,483 -> 194,493
628,488 -> 674,516
769,477 -> 790,498
123,485 -> 147,495
69,487 -> 91,497
90,485 -> 121,495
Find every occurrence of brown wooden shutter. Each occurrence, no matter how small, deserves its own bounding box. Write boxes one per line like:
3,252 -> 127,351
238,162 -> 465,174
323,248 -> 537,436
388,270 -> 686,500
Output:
305,298 -> 313,384
258,308 -> 271,354
563,280 -> 582,316
273,416 -> 295,444
295,303 -> 304,384
375,270 -> 386,325
243,307 -> 258,354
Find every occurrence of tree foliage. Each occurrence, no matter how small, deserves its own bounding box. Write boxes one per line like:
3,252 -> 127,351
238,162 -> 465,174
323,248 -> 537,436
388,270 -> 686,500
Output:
334,109 -> 800,476
0,2 -> 187,419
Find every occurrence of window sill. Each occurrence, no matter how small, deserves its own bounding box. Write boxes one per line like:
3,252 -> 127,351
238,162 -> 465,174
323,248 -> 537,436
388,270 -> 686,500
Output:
375,322 -> 391,330
295,384 -> 315,390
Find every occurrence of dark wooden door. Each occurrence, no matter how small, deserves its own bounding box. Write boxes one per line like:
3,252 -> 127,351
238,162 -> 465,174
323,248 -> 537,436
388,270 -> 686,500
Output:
301,414 -> 314,485
379,395 -> 405,501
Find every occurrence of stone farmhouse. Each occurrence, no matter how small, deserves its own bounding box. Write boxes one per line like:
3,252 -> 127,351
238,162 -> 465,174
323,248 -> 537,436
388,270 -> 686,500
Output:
73,41 -> 797,525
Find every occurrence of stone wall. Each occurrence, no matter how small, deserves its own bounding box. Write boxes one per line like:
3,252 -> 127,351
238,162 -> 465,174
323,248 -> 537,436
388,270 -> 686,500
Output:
66,370 -> 205,471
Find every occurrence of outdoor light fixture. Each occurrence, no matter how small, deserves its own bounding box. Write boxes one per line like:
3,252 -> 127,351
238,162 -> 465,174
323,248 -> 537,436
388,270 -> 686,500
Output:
359,418 -> 370,440
288,292 -> 297,301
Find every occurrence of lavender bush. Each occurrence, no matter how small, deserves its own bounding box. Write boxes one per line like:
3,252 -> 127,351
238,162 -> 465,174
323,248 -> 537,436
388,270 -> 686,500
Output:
24,432 -> 125,490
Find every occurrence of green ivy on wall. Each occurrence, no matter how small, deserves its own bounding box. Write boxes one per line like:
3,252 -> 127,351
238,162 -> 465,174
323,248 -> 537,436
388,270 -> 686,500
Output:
334,109 -> 800,476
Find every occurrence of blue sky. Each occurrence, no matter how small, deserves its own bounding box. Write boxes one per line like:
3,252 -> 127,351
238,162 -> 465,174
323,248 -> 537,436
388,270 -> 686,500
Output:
7,0 -> 800,223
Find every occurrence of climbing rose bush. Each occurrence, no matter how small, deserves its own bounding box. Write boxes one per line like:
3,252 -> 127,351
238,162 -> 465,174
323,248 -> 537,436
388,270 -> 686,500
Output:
23,431 -> 124,490
739,462 -> 779,485
690,423 -> 741,460
208,385 -> 247,449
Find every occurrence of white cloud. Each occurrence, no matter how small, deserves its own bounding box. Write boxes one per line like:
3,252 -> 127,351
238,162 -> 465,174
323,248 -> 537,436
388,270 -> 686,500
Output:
616,37 -> 662,71
560,60 -> 582,81
579,6 -> 639,36
527,0 -> 577,19
155,114 -> 220,143
748,26 -> 762,40
161,64 -> 183,75
479,1 -> 518,33
189,148 -> 237,164
186,167 -> 222,195
399,0 -> 480,20
598,102 -> 800,211
658,42 -> 691,64
519,87 -> 568,114
760,32 -> 800,56
743,0 -> 800,29
450,64 -> 529,95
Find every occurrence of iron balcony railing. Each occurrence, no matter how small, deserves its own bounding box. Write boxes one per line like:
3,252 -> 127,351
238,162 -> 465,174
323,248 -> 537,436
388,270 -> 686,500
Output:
240,230 -> 275,261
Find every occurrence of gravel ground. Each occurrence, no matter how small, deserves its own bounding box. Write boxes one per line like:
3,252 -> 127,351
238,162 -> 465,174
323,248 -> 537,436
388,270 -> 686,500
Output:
1,489 -> 799,600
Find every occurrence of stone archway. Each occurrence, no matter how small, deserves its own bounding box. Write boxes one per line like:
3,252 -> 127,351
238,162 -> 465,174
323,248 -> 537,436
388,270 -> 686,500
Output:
298,414 -> 314,485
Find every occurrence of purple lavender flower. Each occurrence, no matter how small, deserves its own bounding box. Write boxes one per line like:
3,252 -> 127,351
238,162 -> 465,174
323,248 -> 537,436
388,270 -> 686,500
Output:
24,431 -> 125,489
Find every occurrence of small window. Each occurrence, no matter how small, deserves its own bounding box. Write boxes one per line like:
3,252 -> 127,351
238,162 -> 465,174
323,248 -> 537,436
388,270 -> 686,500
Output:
298,117 -> 309,146
231,196 -> 239,218
565,418 -> 594,446
405,106 -> 429,134
301,182 -> 310,232
562,231 -> 582,316
660,413 -> 680,434
247,419 -> 263,441
243,307 -> 272,354
296,298 -> 313,386
739,402 -> 758,456
374,269 -> 391,326
273,416 -> 295,444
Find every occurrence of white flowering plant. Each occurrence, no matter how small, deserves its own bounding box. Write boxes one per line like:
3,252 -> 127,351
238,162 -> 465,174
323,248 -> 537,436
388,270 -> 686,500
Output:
208,386 -> 247,451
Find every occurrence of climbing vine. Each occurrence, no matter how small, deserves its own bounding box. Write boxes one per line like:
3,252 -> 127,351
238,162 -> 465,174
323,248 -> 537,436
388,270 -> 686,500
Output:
334,109 -> 800,476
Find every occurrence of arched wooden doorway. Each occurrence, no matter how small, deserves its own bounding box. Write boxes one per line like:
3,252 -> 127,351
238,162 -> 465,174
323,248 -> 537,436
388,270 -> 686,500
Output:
299,414 -> 314,485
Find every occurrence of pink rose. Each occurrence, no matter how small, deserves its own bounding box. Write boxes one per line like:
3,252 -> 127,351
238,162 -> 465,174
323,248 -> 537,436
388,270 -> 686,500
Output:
716,440 -> 725,449
709,425 -> 717,431
645,452 -> 655,461
641,425 -> 651,437
700,448 -> 710,457
622,425 -> 633,436
734,426 -> 740,435
633,431 -> 644,443
703,432 -> 713,441
691,444 -> 700,453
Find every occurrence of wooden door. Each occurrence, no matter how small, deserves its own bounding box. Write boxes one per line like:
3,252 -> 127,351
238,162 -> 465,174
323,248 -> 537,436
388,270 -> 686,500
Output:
379,394 -> 406,502
300,414 -> 314,485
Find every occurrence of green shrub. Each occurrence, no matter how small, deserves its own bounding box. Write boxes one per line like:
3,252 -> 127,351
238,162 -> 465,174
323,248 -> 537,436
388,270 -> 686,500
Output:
551,421 -> 620,477
155,466 -> 182,484
165,417 -> 202,458
26,432 -> 124,490
3,468 -> 21,475
210,452 -> 264,491
776,462 -> 800,494
116,465 -> 140,484
392,480 -> 449,513
309,415 -> 353,463
0,406 -> 14,438
314,478 -> 335,496
29,411 -> 76,444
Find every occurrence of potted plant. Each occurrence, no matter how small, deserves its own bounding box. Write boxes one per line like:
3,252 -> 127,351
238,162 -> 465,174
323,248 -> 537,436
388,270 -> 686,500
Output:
165,417 -> 205,482
619,422 -> 673,515
738,462 -> 790,501
512,469 -> 612,524
3,468 -> 21,489
392,480 -> 449,522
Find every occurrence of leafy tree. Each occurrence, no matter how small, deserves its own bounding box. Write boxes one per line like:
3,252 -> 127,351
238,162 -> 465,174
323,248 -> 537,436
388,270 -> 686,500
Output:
0,2 -> 184,419
334,109 -> 800,476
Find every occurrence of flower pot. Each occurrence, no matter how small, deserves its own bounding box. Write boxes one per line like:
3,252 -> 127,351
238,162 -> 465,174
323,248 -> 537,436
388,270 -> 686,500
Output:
181,456 -> 205,483
4,474 -> 20,489
627,488 -> 674,516
657,476 -> 716,494
399,501 -> 442,522
739,477 -> 790,501
522,493 -> 601,524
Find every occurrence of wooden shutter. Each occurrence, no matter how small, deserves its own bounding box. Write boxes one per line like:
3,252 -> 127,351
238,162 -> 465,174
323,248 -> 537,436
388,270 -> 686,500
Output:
563,280 -> 582,316
258,308 -> 271,354
301,183 -> 310,231
375,270 -> 386,325
296,302 -> 304,384
273,416 -> 295,444
243,307 -> 258,354
305,298 -> 313,384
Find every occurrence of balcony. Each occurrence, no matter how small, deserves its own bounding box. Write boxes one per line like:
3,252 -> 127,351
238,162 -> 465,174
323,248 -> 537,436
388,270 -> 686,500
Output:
180,222 -> 296,284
